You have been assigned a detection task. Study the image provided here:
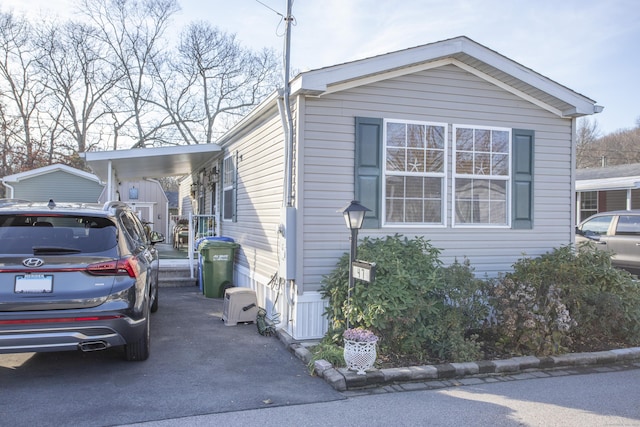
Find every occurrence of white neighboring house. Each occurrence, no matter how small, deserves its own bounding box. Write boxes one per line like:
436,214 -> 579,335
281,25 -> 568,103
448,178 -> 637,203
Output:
2,164 -> 170,238
87,36 -> 603,341
98,179 -> 170,239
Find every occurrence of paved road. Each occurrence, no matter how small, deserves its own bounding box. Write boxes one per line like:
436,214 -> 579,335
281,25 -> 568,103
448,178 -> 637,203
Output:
3,286 -> 640,427
124,366 -> 640,426
0,287 -> 343,427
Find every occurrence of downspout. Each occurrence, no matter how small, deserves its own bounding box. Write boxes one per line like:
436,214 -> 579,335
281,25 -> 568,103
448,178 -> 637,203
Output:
277,95 -> 290,201
3,182 -> 14,198
571,118 -> 577,237
278,0 -> 298,336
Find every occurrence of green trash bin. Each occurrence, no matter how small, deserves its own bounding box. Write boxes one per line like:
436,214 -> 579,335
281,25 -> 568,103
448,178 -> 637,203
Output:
198,238 -> 239,298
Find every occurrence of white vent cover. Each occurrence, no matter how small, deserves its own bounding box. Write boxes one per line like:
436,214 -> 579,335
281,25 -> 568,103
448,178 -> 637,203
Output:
222,287 -> 258,326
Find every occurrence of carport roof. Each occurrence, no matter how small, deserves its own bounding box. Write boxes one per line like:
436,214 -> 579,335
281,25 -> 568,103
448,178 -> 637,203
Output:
82,144 -> 222,182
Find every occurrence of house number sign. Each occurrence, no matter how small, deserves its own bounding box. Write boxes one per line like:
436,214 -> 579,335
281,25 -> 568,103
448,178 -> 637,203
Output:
352,261 -> 376,283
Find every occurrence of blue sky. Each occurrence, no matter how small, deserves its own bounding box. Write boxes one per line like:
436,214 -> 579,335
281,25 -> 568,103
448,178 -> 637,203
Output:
6,0 -> 640,135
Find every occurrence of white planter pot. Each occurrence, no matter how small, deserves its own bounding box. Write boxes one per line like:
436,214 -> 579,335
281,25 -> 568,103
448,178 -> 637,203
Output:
343,338 -> 377,375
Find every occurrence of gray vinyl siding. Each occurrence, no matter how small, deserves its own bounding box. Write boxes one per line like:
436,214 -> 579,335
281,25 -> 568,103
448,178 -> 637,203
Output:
11,171 -> 104,203
121,180 -> 168,235
219,110 -> 286,279
301,64 -> 574,290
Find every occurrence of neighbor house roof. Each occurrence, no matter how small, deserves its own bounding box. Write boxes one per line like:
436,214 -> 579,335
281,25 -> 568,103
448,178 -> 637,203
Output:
576,164 -> 640,191
2,163 -> 102,183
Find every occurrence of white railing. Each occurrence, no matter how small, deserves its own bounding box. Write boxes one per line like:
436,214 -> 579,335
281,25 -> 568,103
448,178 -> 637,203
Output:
170,213 -> 219,278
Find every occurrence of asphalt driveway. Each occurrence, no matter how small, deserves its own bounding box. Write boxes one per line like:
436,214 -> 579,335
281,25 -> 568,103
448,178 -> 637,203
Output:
0,287 -> 344,427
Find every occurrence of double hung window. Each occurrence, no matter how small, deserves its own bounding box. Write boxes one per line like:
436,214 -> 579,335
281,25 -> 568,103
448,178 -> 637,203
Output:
355,117 -> 533,230
222,155 -> 235,221
383,120 -> 446,225
453,126 -> 511,226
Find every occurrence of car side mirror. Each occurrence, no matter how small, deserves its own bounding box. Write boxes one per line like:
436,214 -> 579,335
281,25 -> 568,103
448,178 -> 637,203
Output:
149,231 -> 165,244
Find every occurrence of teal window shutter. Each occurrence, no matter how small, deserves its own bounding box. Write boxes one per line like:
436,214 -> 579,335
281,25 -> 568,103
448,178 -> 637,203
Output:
355,117 -> 382,228
512,129 -> 534,229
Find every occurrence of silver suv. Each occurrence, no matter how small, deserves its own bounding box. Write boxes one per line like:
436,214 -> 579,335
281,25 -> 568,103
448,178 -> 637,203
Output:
0,200 -> 164,361
576,210 -> 640,276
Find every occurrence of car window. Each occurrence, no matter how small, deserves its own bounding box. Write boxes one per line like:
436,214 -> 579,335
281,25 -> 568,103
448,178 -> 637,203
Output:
129,212 -> 150,244
0,214 -> 117,254
615,215 -> 640,235
580,215 -> 614,236
120,211 -> 147,245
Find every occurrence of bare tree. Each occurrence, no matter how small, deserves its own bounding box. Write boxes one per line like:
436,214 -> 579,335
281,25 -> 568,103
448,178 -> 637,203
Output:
597,128 -> 640,166
577,119 -> 640,169
163,22 -> 280,144
0,11 -> 51,170
81,0 -> 180,148
576,117 -> 602,168
35,20 -> 122,154
0,101 -> 20,177
0,0 -> 281,170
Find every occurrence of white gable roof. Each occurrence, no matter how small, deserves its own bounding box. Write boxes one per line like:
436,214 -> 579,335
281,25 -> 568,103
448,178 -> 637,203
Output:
576,164 -> 640,191
290,36 -> 602,118
2,164 -> 102,183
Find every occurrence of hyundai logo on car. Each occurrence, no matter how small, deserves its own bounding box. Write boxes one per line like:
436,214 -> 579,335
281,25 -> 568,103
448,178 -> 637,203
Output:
23,258 -> 45,268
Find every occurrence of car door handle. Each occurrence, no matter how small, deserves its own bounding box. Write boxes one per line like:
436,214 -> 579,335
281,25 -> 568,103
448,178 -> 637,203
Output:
596,241 -> 607,245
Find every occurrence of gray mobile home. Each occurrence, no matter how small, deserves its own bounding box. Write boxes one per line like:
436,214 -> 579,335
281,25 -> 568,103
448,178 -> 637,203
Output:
85,36 -> 602,341
199,36 -> 602,340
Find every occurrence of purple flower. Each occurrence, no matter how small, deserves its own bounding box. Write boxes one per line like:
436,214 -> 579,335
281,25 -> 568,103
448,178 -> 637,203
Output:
343,327 -> 378,342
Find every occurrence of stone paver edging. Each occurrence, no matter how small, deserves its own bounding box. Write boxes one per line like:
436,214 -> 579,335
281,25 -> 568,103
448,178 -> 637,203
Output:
281,332 -> 640,392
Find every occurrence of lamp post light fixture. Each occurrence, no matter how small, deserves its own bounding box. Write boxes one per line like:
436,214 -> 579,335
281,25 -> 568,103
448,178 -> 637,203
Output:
339,200 -> 371,329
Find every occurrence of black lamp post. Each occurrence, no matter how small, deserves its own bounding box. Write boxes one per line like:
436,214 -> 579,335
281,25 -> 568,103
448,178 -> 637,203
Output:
339,200 -> 370,329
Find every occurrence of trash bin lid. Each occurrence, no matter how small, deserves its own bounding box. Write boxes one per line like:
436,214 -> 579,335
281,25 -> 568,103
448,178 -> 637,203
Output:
197,237 -> 239,251
196,236 -> 234,247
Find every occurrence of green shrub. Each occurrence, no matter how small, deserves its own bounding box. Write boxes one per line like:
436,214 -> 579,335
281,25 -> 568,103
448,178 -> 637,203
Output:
569,243 -> 640,346
321,237 -> 640,366
486,244 -> 640,356
307,339 -> 345,375
320,235 -> 485,363
486,275 -> 575,356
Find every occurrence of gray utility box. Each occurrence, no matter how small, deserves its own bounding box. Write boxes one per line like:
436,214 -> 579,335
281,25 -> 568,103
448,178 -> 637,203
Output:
222,287 -> 258,326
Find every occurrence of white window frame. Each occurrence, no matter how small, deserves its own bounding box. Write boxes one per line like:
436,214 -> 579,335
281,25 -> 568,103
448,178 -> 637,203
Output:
382,119 -> 448,227
578,191 -> 598,223
452,125 -> 512,228
222,154 -> 235,222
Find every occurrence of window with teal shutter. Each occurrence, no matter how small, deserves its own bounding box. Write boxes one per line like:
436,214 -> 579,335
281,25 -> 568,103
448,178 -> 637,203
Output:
512,129 -> 534,229
453,126 -> 510,226
355,117 -> 534,230
222,153 -> 237,222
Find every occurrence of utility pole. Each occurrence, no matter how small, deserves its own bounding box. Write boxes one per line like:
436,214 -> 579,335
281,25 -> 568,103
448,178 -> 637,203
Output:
283,0 -> 295,207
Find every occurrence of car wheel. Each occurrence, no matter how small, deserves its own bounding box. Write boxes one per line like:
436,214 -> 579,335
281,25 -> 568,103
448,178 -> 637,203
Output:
124,305 -> 150,361
150,284 -> 159,313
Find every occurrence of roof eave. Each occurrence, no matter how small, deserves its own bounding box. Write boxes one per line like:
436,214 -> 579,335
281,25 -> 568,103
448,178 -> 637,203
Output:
290,36 -> 601,116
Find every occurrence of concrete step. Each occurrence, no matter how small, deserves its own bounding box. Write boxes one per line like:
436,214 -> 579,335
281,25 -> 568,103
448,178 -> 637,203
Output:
159,259 -> 197,288
159,276 -> 197,288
